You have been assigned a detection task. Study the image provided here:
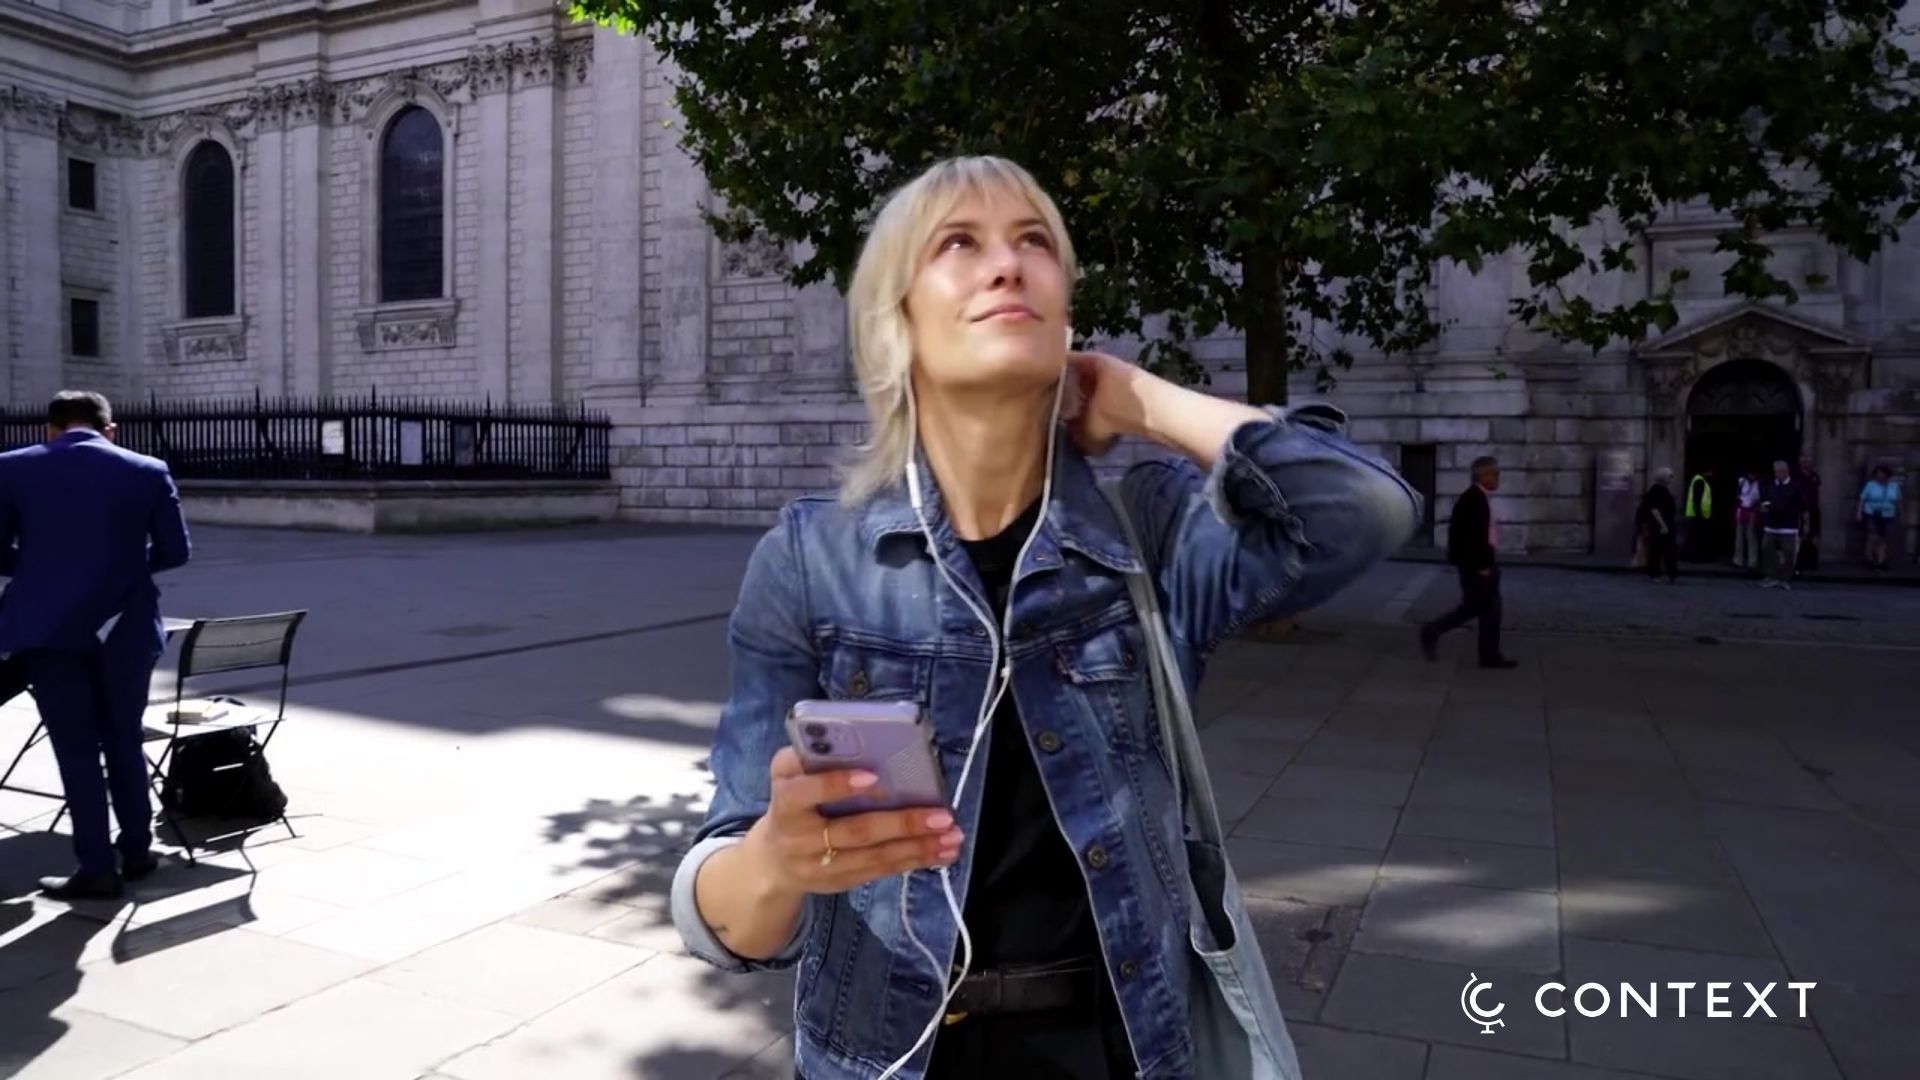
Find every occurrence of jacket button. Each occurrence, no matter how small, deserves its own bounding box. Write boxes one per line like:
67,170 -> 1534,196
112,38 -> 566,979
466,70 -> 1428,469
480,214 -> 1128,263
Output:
1122,649 -> 1137,668
1085,843 -> 1109,870
1035,730 -> 1063,753
848,671 -> 870,698
1118,959 -> 1140,981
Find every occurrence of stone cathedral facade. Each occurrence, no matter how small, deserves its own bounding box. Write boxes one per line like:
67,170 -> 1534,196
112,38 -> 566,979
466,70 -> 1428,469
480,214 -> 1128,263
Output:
4,0 -> 1918,558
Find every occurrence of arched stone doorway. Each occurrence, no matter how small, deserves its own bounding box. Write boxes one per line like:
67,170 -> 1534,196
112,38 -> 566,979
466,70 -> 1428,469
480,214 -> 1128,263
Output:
1684,358 -> 1802,560
1636,303 -> 1871,561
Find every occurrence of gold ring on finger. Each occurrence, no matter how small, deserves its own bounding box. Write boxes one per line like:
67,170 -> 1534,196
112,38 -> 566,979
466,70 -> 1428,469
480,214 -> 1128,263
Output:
819,824 -> 837,868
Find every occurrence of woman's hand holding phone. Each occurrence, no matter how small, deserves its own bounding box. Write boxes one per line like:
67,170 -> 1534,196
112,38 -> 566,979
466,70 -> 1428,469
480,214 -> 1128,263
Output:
744,747 -> 964,896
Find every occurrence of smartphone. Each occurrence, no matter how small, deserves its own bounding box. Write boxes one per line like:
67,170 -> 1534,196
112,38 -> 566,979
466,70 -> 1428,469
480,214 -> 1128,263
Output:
785,699 -> 948,818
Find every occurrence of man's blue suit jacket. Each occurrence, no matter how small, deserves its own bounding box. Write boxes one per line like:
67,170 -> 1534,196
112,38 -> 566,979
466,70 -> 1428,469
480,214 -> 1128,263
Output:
0,429 -> 191,657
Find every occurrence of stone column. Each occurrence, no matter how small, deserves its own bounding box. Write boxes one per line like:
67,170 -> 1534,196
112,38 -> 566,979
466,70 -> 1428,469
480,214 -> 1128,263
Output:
788,240 -> 849,398
254,124 -> 289,396
1810,352 -> 1870,558
116,154 -> 146,397
513,47 -> 561,404
589,26 -> 645,400
286,87 -> 332,397
650,46 -> 711,400
473,70 -> 511,402
14,123 -> 64,402
0,127 -> 13,401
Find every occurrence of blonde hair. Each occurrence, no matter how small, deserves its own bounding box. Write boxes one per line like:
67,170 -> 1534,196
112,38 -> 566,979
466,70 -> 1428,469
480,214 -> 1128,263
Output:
839,156 -> 1077,506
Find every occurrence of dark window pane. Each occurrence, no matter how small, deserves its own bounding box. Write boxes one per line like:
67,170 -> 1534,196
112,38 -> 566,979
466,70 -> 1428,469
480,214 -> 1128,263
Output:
71,297 -> 100,358
68,159 -> 96,211
379,106 -> 444,302
182,141 -> 236,319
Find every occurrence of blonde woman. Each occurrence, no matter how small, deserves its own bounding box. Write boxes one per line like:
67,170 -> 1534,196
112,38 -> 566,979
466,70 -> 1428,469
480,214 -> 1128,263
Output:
670,156 -> 1419,1079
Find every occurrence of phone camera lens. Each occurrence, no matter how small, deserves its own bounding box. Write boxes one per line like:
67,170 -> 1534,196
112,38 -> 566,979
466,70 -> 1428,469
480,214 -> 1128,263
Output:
809,740 -> 833,755
803,723 -> 827,739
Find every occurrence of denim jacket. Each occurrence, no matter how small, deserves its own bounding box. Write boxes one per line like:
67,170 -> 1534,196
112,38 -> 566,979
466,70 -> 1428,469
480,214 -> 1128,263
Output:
672,405 -> 1421,1079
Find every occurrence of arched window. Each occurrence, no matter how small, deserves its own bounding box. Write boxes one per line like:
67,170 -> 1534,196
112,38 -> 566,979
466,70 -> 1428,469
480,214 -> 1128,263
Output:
378,105 -> 444,302
182,140 -> 235,318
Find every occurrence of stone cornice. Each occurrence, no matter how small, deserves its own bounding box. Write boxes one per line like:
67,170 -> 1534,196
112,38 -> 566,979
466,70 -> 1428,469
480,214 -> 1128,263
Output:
0,33 -> 592,154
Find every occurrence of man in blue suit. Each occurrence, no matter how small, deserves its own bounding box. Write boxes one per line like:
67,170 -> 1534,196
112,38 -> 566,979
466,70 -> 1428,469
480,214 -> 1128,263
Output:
0,391 -> 191,900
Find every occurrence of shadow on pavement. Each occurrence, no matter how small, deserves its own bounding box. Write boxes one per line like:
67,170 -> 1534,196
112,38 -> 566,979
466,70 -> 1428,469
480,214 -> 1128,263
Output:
0,903 -> 89,1076
544,791 -> 796,1079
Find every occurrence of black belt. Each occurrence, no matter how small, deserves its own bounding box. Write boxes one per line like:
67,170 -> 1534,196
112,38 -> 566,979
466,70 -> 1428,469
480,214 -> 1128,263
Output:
946,959 -> 1098,1021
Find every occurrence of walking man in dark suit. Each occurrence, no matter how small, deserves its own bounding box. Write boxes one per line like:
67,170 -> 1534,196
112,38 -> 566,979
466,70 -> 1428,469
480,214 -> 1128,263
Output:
0,392 -> 191,900
1418,456 -> 1517,669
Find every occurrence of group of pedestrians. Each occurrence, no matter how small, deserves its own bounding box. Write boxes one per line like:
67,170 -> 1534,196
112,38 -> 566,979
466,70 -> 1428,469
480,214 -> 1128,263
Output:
1634,456 -> 1904,587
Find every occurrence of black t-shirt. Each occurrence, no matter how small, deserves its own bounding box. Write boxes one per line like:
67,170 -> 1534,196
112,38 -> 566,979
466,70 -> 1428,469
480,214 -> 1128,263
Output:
957,498 -> 1098,969
926,499 -> 1134,1079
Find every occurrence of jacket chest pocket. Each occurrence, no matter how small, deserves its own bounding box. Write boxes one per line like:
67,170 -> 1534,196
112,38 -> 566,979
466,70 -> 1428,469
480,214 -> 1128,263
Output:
1053,624 -> 1153,754
822,640 -> 932,704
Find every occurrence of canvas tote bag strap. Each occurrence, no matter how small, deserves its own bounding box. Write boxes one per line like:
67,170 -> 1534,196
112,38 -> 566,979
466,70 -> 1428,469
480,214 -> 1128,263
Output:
1098,481 -> 1229,846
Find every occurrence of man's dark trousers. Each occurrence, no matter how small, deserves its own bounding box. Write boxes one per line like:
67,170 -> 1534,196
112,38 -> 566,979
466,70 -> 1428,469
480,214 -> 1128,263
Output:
0,427 -> 191,879
20,618 -> 162,877
1425,567 -> 1504,663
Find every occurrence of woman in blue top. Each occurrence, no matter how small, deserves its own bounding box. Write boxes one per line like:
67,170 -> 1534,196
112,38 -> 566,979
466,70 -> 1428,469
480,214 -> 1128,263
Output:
1857,464 -> 1902,569
670,155 -> 1420,1079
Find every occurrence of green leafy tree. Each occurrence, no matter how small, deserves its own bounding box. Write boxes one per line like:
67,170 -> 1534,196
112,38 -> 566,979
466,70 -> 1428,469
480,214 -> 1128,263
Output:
571,0 -> 1920,404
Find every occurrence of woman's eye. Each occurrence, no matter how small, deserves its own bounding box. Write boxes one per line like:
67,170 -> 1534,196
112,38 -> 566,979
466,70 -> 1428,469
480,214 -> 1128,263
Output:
939,233 -> 974,252
1022,231 -> 1053,250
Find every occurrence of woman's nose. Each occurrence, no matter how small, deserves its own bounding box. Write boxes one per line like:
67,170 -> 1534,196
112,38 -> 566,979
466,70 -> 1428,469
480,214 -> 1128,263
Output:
985,243 -> 1023,287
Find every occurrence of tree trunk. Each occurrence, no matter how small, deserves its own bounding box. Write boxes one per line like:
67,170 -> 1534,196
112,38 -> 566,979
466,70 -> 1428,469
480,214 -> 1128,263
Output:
1241,246 -> 1298,639
1242,245 -> 1289,408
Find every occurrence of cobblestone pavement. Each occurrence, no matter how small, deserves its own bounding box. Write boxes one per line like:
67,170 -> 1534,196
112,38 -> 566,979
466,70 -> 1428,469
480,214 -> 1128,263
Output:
0,526 -> 1914,1080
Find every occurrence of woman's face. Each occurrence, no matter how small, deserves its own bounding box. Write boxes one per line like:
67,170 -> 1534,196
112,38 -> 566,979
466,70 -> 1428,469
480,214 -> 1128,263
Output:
904,187 -> 1069,395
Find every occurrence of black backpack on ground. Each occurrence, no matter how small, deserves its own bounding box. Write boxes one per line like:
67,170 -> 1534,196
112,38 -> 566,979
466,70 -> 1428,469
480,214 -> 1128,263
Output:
161,727 -> 289,821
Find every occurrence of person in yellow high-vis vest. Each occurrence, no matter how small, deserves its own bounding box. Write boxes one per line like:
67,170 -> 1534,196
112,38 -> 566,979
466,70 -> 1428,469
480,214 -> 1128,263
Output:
1683,467 -> 1714,561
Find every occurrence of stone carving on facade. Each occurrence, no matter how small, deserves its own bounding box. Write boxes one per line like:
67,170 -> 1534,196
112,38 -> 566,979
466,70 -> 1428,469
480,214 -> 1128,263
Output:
336,61 -> 472,125
467,37 -> 594,97
0,85 -> 61,134
720,231 -> 792,280
563,37 -> 594,84
512,39 -> 561,88
1810,355 -> 1867,423
466,43 -> 518,97
1698,320 -> 1797,364
59,107 -> 143,155
249,77 -> 336,132
1641,357 -> 1696,417
355,301 -> 459,351
142,103 -> 257,157
164,319 -> 247,365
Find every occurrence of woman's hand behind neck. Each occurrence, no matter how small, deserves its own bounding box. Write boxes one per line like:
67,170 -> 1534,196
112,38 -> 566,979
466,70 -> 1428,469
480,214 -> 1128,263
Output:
915,382 -> 1054,541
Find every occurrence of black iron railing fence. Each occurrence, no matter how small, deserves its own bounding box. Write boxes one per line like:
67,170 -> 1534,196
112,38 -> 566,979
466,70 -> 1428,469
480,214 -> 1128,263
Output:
0,392 -> 612,481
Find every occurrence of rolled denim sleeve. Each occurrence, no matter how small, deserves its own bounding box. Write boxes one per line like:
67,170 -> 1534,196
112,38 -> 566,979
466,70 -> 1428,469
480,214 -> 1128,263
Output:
1122,403 -> 1421,653
672,835 -> 811,971
673,505 -> 820,972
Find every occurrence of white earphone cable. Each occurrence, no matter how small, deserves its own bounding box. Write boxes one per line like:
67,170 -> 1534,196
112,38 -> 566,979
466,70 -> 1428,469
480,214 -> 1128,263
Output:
876,343 -> 1069,1079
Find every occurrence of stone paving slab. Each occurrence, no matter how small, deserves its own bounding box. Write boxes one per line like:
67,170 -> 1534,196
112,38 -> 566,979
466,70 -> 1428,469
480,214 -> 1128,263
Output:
116,979 -> 518,1080
1379,834 -> 1559,894
1287,1021 -> 1429,1080
1351,879 -> 1563,974
437,955 -> 792,1080
4,533 -> 1918,1079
